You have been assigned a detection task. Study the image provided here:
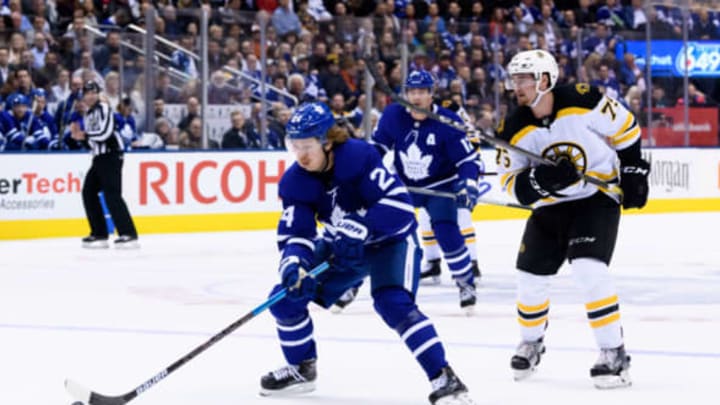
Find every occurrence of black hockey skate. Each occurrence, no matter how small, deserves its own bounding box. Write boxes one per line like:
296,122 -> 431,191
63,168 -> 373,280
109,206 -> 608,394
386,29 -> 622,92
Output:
511,338 -> 546,381
457,281 -> 476,315
420,258 -> 442,284
330,286 -> 360,313
114,235 -> 139,249
260,359 -> 317,396
428,366 -> 475,405
470,260 -> 481,278
81,235 -> 109,249
590,345 -> 632,389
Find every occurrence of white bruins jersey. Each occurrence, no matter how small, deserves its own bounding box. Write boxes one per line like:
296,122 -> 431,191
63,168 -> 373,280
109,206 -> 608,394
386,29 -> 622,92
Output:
496,84 -> 640,207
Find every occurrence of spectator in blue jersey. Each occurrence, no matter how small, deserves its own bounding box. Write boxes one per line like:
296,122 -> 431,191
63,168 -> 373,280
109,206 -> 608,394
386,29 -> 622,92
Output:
370,70 -> 483,312
0,92 -> 48,150
115,97 -> 139,150
591,63 -> 621,100
30,88 -> 57,147
259,102 -> 475,405
55,75 -> 84,143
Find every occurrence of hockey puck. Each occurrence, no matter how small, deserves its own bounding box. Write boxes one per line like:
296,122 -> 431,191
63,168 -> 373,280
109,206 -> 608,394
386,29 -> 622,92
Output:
71,402 -> 84,405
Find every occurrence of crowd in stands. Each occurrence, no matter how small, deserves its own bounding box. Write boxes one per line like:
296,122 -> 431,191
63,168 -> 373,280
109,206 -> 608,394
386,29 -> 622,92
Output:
0,0 -> 719,152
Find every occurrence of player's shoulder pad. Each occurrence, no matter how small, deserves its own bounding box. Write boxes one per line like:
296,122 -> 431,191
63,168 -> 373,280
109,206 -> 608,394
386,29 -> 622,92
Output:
333,139 -> 381,181
279,163 -> 323,203
495,106 -> 536,143
552,83 -> 603,111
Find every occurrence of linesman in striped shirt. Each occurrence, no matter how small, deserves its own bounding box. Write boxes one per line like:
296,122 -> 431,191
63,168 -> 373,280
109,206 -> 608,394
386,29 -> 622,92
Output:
71,80 -> 139,249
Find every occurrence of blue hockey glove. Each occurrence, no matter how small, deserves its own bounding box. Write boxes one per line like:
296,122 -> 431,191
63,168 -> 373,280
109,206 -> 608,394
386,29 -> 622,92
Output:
279,256 -> 316,301
333,214 -> 369,272
454,179 -> 481,210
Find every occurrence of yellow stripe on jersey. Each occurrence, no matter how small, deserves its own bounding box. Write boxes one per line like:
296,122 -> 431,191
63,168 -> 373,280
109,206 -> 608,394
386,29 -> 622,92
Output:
421,230 -> 435,237
585,295 -> 618,311
611,125 -> 641,147
510,125 -> 539,146
461,227 -> 475,236
585,168 -> 619,182
610,114 -> 634,139
556,107 -> 591,119
422,240 -> 438,246
589,313 -> 621,329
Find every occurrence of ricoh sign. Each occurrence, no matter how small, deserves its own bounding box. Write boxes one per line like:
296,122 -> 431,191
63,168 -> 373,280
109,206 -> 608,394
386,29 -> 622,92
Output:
0,152 -> 289,220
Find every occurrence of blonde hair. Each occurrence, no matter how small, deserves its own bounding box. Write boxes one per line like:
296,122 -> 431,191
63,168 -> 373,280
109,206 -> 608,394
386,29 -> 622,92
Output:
327,124 -> 350,145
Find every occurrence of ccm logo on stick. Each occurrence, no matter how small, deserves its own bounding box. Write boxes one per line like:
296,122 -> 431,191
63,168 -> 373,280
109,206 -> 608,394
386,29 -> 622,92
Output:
139,159 -> 286,205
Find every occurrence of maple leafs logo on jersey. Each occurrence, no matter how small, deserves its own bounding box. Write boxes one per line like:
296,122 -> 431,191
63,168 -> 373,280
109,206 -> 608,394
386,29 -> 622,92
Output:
399,142 -> 433,180
330,204 -> 347,228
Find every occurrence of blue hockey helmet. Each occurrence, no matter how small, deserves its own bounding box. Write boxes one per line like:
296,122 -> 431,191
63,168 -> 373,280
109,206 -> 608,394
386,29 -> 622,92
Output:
405,70 -> 435,89
6,93 -> 29,109
286,102 -> 335,142
32,88 -> 47,98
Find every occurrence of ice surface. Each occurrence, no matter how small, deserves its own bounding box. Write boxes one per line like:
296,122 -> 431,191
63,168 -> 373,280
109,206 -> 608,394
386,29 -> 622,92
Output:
1,213 -> 718,405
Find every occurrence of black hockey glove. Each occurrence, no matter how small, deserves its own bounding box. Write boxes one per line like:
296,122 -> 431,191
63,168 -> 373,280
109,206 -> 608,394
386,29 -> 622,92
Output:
530,158 -> 581,195
620,159 -> 650,209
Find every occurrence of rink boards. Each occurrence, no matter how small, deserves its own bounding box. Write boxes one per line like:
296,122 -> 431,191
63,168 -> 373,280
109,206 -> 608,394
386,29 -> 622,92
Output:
1,148 -> 719,239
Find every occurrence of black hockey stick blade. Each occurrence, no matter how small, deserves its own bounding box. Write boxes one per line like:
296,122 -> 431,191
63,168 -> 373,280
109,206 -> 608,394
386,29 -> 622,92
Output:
65,261 -> 330,405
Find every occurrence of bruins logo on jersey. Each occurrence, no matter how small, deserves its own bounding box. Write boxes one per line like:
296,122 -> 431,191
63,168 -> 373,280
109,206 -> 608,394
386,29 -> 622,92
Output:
575,83 -> 590,95
541,141 -> 588,173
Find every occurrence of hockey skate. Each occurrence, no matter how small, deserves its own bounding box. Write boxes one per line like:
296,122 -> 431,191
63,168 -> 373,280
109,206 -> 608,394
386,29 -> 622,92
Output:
260,359 -> 317,396
420,258 -> 442,284
428,366 -> 476,405
457,281 -> 476,315
330,286 -> 359,313
114,235 -> 139,249
470,260 -> 481,278
511,338 -> 546,381
81,235 -> 109,249
590,345 -> 632,389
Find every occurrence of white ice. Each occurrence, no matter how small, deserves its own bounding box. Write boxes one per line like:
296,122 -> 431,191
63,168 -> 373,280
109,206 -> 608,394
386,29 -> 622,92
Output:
1,212 -> 719,405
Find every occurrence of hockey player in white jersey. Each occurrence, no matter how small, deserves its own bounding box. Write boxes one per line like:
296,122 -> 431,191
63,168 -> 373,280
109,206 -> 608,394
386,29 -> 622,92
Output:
371,70 -> 483,313
497,50 -> 650,389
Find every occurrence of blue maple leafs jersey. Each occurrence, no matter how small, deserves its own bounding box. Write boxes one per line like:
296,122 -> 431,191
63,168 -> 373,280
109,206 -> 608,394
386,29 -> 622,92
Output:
277,139 -> 416,266
371,103 -> 480,191
0,110 -> 49,150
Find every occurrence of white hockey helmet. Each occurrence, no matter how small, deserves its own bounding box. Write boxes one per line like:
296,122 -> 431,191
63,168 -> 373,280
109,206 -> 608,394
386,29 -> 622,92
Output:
506,50 -> 559,106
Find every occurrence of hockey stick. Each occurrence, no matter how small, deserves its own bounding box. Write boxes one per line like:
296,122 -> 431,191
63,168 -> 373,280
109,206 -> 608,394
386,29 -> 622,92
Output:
362,58 -> 622,198
407,186 -> 531,211
65,262 -> 330,405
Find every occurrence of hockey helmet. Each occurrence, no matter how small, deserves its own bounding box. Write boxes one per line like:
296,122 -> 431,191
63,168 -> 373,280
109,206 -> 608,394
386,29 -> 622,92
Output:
286,102 -> 335,142
32,88 -> 47,98
506,50 -> 559,94
6,93 -> 29,109
405,70 -> 435,90
83,80 -> 101,93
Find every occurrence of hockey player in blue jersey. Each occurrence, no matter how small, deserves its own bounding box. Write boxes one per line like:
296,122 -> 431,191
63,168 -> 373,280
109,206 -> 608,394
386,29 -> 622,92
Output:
260,102 -> 475,405
371,70 -> 483,313
0,93 -> 49,151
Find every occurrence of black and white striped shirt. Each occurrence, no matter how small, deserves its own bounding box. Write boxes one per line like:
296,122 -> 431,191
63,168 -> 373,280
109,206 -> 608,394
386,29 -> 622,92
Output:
84,101 -> 123,156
